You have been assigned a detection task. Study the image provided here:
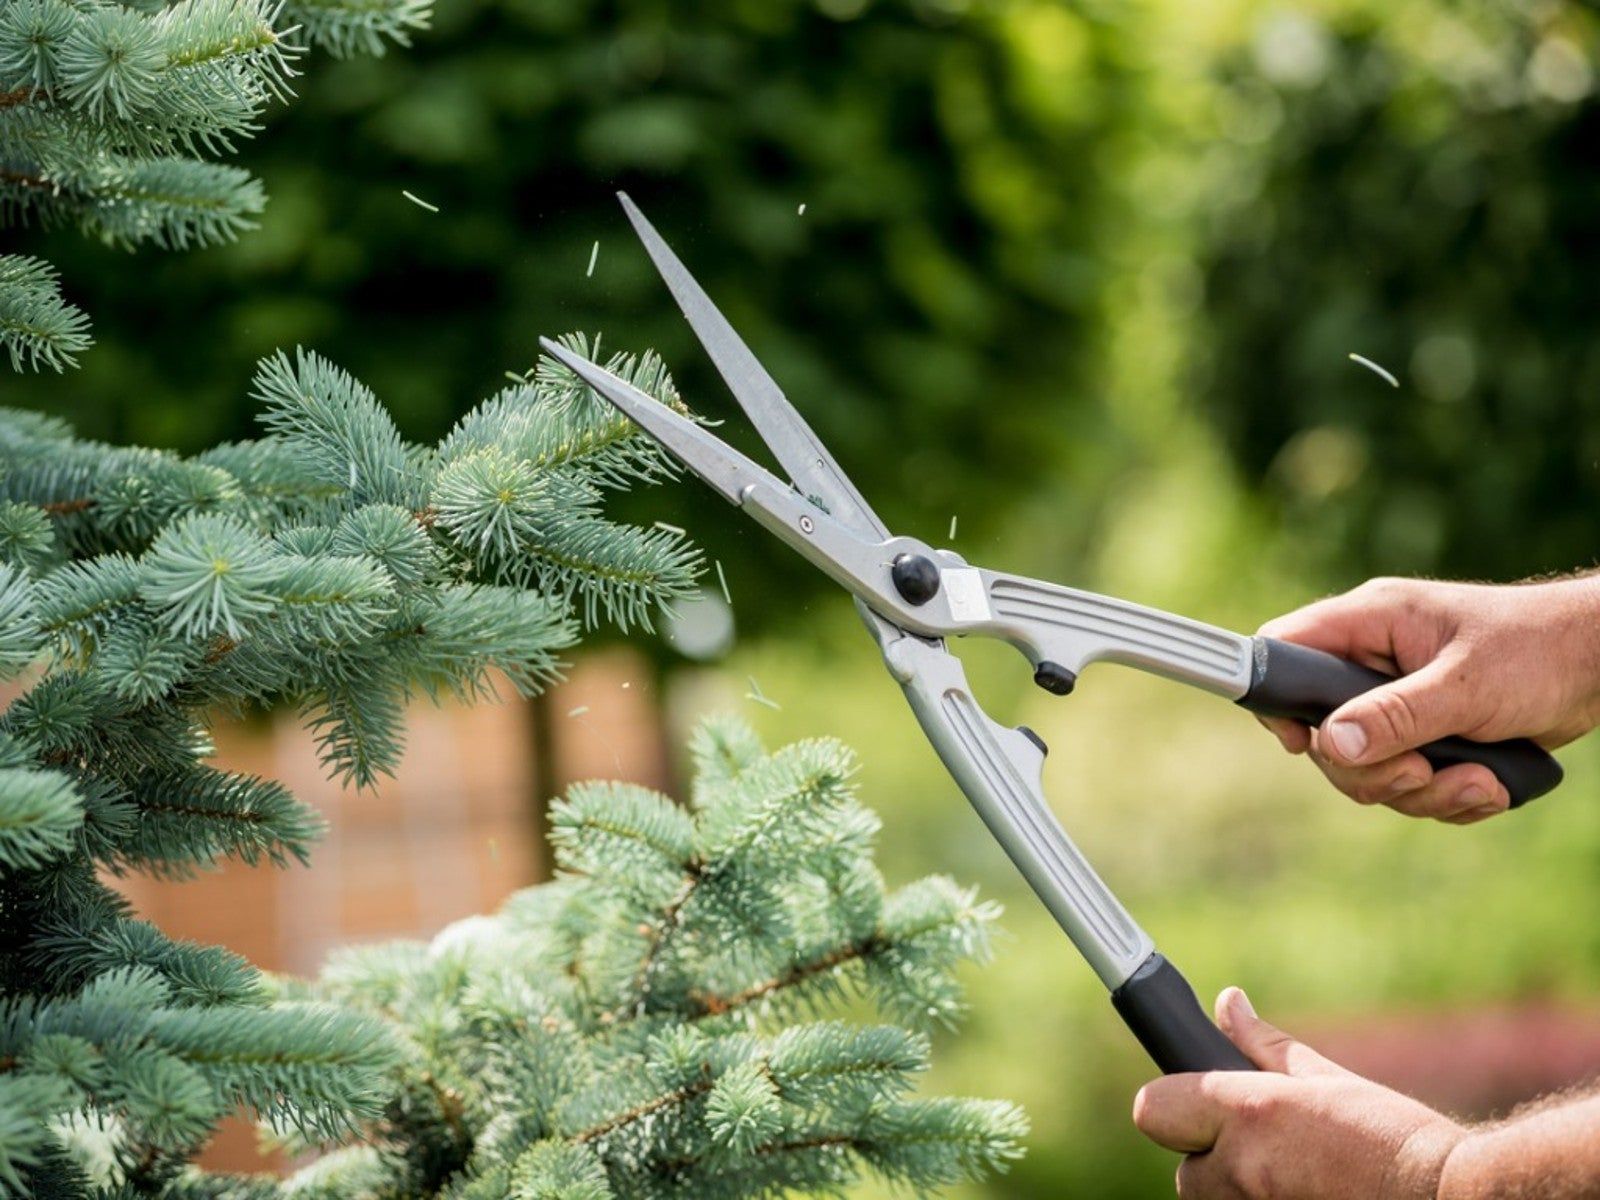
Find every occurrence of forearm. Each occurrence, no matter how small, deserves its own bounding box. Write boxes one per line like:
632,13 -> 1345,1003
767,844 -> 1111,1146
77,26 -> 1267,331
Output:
1437,1093 -> 1600,1200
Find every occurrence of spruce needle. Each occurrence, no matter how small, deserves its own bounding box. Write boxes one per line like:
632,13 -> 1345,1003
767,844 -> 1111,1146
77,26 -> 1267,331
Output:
402,190 -> 439,213
653,521 -> 686,536
587,241 -> 600,277
567,705 -> 589,718
1348,353 -> 1399,388
949,514 -> 958,540
715,559 -> 732,606
745,676 -> 781,711
798,203 -> 807,216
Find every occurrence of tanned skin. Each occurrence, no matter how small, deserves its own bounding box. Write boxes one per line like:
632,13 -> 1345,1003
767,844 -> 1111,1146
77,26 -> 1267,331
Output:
1132,575 -> 1600,1199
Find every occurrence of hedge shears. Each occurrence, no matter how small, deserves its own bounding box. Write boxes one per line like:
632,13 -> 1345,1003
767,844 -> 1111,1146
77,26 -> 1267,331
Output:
540,195 -> 1562,1075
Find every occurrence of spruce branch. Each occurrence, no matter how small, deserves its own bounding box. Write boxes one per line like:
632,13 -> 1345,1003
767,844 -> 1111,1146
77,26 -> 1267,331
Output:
282,0 -> 431,59
0,256 -> 91,371
113,766 -> 325,877
302,717 -> 1022,1199
0,767 -> 83,873
0,0 -> 426,372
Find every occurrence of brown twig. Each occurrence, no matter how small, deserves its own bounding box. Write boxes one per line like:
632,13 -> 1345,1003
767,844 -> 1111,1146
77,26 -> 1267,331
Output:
39,498 -> 95,516
203,635 -> 240,664
616,860 -> 703,1020
688,934 -> 884,1019
0,166 -> 51,192
571,1074 -> 712,1145
0,87 -> 45,110
422,1072 -> 469,1147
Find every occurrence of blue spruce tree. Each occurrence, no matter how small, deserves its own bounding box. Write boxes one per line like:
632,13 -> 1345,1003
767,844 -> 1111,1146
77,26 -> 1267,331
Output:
0,336 -> 702,1193
0,0 -> 430,370
0,2 -> 1028,1193
0,344 -> 1024,1196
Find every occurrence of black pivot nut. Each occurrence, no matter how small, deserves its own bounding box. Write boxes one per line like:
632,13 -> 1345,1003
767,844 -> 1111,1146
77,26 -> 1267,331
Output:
1033,661 -> 1077,696
890,553 -> 941,606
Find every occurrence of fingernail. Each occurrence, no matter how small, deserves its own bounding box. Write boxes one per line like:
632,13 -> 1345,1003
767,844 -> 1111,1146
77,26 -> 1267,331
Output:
1227,987 -> 1255,1021
1463,803 -> 1501,820
1326,719 -> 1367,762
1458,785 -> 1488,810
1388,773 -> 1425,797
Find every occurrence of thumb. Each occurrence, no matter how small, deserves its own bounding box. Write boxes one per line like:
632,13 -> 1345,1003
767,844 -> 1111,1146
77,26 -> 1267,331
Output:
1318,655 -> 1470,766
1215,988 -> 1347,1078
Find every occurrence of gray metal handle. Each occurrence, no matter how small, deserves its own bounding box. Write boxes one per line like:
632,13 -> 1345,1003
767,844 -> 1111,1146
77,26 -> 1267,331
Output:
959,567 -> 1255,698
878,630 -> 1154,988
738,480 -> 1255,700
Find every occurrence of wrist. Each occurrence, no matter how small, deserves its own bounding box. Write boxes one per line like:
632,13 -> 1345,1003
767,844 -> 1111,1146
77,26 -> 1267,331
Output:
1383,1121 -> 1471,1200
1544,573 -> 1600,726
1432,1130 -> 1491,1200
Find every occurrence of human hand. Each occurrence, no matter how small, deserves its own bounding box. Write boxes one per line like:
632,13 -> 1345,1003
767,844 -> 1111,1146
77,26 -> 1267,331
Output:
1257,575 -> 1600,822
1132,989 -> 1467,1200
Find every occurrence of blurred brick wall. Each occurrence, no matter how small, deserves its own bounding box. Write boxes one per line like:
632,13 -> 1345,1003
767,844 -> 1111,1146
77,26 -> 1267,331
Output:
1311,1005 -> 1600,1121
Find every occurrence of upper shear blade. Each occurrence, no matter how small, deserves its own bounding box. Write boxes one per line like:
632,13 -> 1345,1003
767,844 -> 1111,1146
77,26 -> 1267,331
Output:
538,337 -> 789,508
618,193 -> 888,541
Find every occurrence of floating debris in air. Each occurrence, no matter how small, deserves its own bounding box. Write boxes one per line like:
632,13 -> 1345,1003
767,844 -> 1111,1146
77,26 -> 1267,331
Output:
948,514 -> 958,540
745,676 -> 781,711
587,241 -> 600,277
402,190 -> 439,213
567,705 -> 589,718
715,559 -> 732,606
798,203 -> 807,216
1348,353 -> 1399,388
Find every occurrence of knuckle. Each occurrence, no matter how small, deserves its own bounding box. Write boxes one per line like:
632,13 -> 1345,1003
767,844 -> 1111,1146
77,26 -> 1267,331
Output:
1359,575 -> 1410,602
1350,776 -> 1388,806
1364,688 -> 1421,746
1230,1087 -> 1282,1127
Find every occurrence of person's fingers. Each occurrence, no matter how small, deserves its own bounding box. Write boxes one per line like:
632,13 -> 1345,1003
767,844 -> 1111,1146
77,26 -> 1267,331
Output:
1256,585 -> 1411,672
1381,763 -> 1508,821
1317,653 -> 1476,768
1442,801 -> 1506,825
1256,716 -> 1311,754
1214,988 -> 1346,1079
1304,734 -> 1433,806
1132,1077 -> 1228,1153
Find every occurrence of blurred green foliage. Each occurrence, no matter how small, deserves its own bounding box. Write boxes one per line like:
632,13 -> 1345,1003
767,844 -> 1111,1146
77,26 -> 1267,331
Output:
1197,3 -> 1600,581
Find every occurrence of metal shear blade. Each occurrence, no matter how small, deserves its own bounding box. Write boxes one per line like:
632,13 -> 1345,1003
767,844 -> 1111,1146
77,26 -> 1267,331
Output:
615,193 -> 889,543
538,339 -> 780,509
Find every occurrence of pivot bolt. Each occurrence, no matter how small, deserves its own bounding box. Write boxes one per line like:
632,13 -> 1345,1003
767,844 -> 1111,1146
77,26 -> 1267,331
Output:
891,553 -> 941,606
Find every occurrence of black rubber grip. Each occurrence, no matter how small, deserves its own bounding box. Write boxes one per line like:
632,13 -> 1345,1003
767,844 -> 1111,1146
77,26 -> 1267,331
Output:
1239,636 -> 1562,808
1111,953 -> 1255,1074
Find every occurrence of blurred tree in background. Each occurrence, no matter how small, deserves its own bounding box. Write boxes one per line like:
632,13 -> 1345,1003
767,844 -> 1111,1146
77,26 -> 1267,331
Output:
1197,2 -> 1600,582
5,0 -> 1155,620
